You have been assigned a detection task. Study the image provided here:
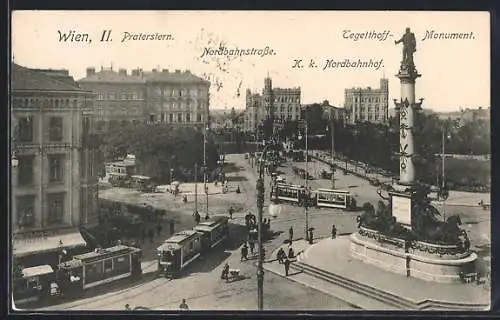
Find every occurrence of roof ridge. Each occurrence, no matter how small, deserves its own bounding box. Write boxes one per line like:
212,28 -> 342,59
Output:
12,63 -> 84,92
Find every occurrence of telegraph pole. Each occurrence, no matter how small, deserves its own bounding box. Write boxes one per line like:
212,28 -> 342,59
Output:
194,163 -> 198,213
304,123 -> 309,241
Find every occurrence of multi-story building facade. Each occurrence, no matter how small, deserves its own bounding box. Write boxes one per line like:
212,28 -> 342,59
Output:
11,64 -> 100,235
78,67 -> 147,130
77,67 -> 211,129
144,69 -> 210,127
243,77 -> 301,132
344,78 -> 389,125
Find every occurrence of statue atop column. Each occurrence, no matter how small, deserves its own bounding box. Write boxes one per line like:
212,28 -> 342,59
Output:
395,27 -> 417,67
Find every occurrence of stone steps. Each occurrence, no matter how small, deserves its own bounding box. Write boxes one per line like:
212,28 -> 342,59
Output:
290,262 -> 412,309
291,261 -> 489,311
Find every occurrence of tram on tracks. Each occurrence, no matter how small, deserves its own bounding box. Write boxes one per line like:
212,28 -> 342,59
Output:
313,189 -> 356,210
157,216 -> 229,278
57,245 -> 143,292
270,183 -> 308,205
13,244 -> 143,306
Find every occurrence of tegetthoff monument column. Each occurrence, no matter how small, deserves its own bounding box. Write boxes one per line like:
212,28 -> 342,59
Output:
391,27 -> 424,229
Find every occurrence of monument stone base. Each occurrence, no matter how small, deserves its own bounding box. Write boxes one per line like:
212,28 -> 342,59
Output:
350,228 -> 477,283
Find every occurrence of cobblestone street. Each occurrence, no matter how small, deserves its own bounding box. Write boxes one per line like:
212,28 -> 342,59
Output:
36,153 -> 490,311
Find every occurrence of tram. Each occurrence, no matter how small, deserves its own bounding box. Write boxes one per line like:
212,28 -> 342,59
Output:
193,215 -> 229,250
157,216 -> 229,278
157,230 -> 202,279
314,188 -> 356,210
56,245 -> 143,294
270,183 -> 307,205
13,265 -> 58,306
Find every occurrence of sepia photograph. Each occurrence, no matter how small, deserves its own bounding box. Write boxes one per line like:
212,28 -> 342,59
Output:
10,10 -> 490,312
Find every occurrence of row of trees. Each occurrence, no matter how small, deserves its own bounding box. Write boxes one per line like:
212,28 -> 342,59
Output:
98,122 -> 220,184
235,103 -> 490,191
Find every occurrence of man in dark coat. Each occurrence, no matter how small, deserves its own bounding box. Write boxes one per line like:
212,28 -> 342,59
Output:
289,226 -> 294,242
228,207 -> 234,220
331,224 -> 337,239
284,258 -> 291,276
308,229 -> 314,245
241,244 -> 248,261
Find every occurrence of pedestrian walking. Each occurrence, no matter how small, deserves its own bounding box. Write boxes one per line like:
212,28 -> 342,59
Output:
276,247 -> 285,264
289,226 -> 294,242
179,298 -> 189,310
331,224 -> 337,239
156,224 -> 163,237
249,241 -> 255,256
148,229 -> 155,244
241,244 -> 248,261
228,206 -> 234,220
284,258 -> 291,276
288,247 -> 295,259
169,220 -> 175,235
308,229 -> 314,245
193,210 -> 201,224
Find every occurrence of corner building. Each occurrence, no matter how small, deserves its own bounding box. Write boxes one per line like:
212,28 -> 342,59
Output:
11,64 -> 100,235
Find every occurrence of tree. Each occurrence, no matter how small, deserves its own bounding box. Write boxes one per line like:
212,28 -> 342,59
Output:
100,123 -> 219,182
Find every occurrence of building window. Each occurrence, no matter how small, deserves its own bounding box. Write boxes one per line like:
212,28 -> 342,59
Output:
17,155 -> 35,185
48,154 -> 65,182
177,113 -> 182,122
49,117 -> 63,141
186,113 -> 191,122
121,92 -> 127,100
47,193 -> 65,224
197,113 -> 202,122
161,113 -> 166,122
169,114 -> 173,122
16,195 -> 36,228
17,116 -> 34,142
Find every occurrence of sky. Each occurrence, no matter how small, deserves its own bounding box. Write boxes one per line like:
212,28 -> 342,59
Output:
12,11 -> 490,112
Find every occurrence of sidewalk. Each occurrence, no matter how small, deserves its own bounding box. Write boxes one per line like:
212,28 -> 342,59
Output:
264,237 -> 489,310
302,236 -> 489,307
262,240 -> 386,310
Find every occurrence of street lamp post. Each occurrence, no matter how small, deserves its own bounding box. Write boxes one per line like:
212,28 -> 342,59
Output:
204,126 -> 209,218
255,138 -> 279,310
298,124 -> 309,241
441,129 -> 451,220
194,163 -> 198,213
326,120 -> 336,189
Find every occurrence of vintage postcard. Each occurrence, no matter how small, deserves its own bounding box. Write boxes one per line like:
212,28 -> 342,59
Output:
10,11 -> 490,312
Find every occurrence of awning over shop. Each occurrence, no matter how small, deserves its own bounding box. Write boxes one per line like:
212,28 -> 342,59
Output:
13,231 -> 87,258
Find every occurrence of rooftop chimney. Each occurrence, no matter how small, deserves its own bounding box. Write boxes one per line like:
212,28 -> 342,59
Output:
119,69 -> 127,75
162,69 -> 169,73
131,69 -> 139,76
175,69 -> 181,73
185,70 -> 191,73
86,67 -> 96,77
